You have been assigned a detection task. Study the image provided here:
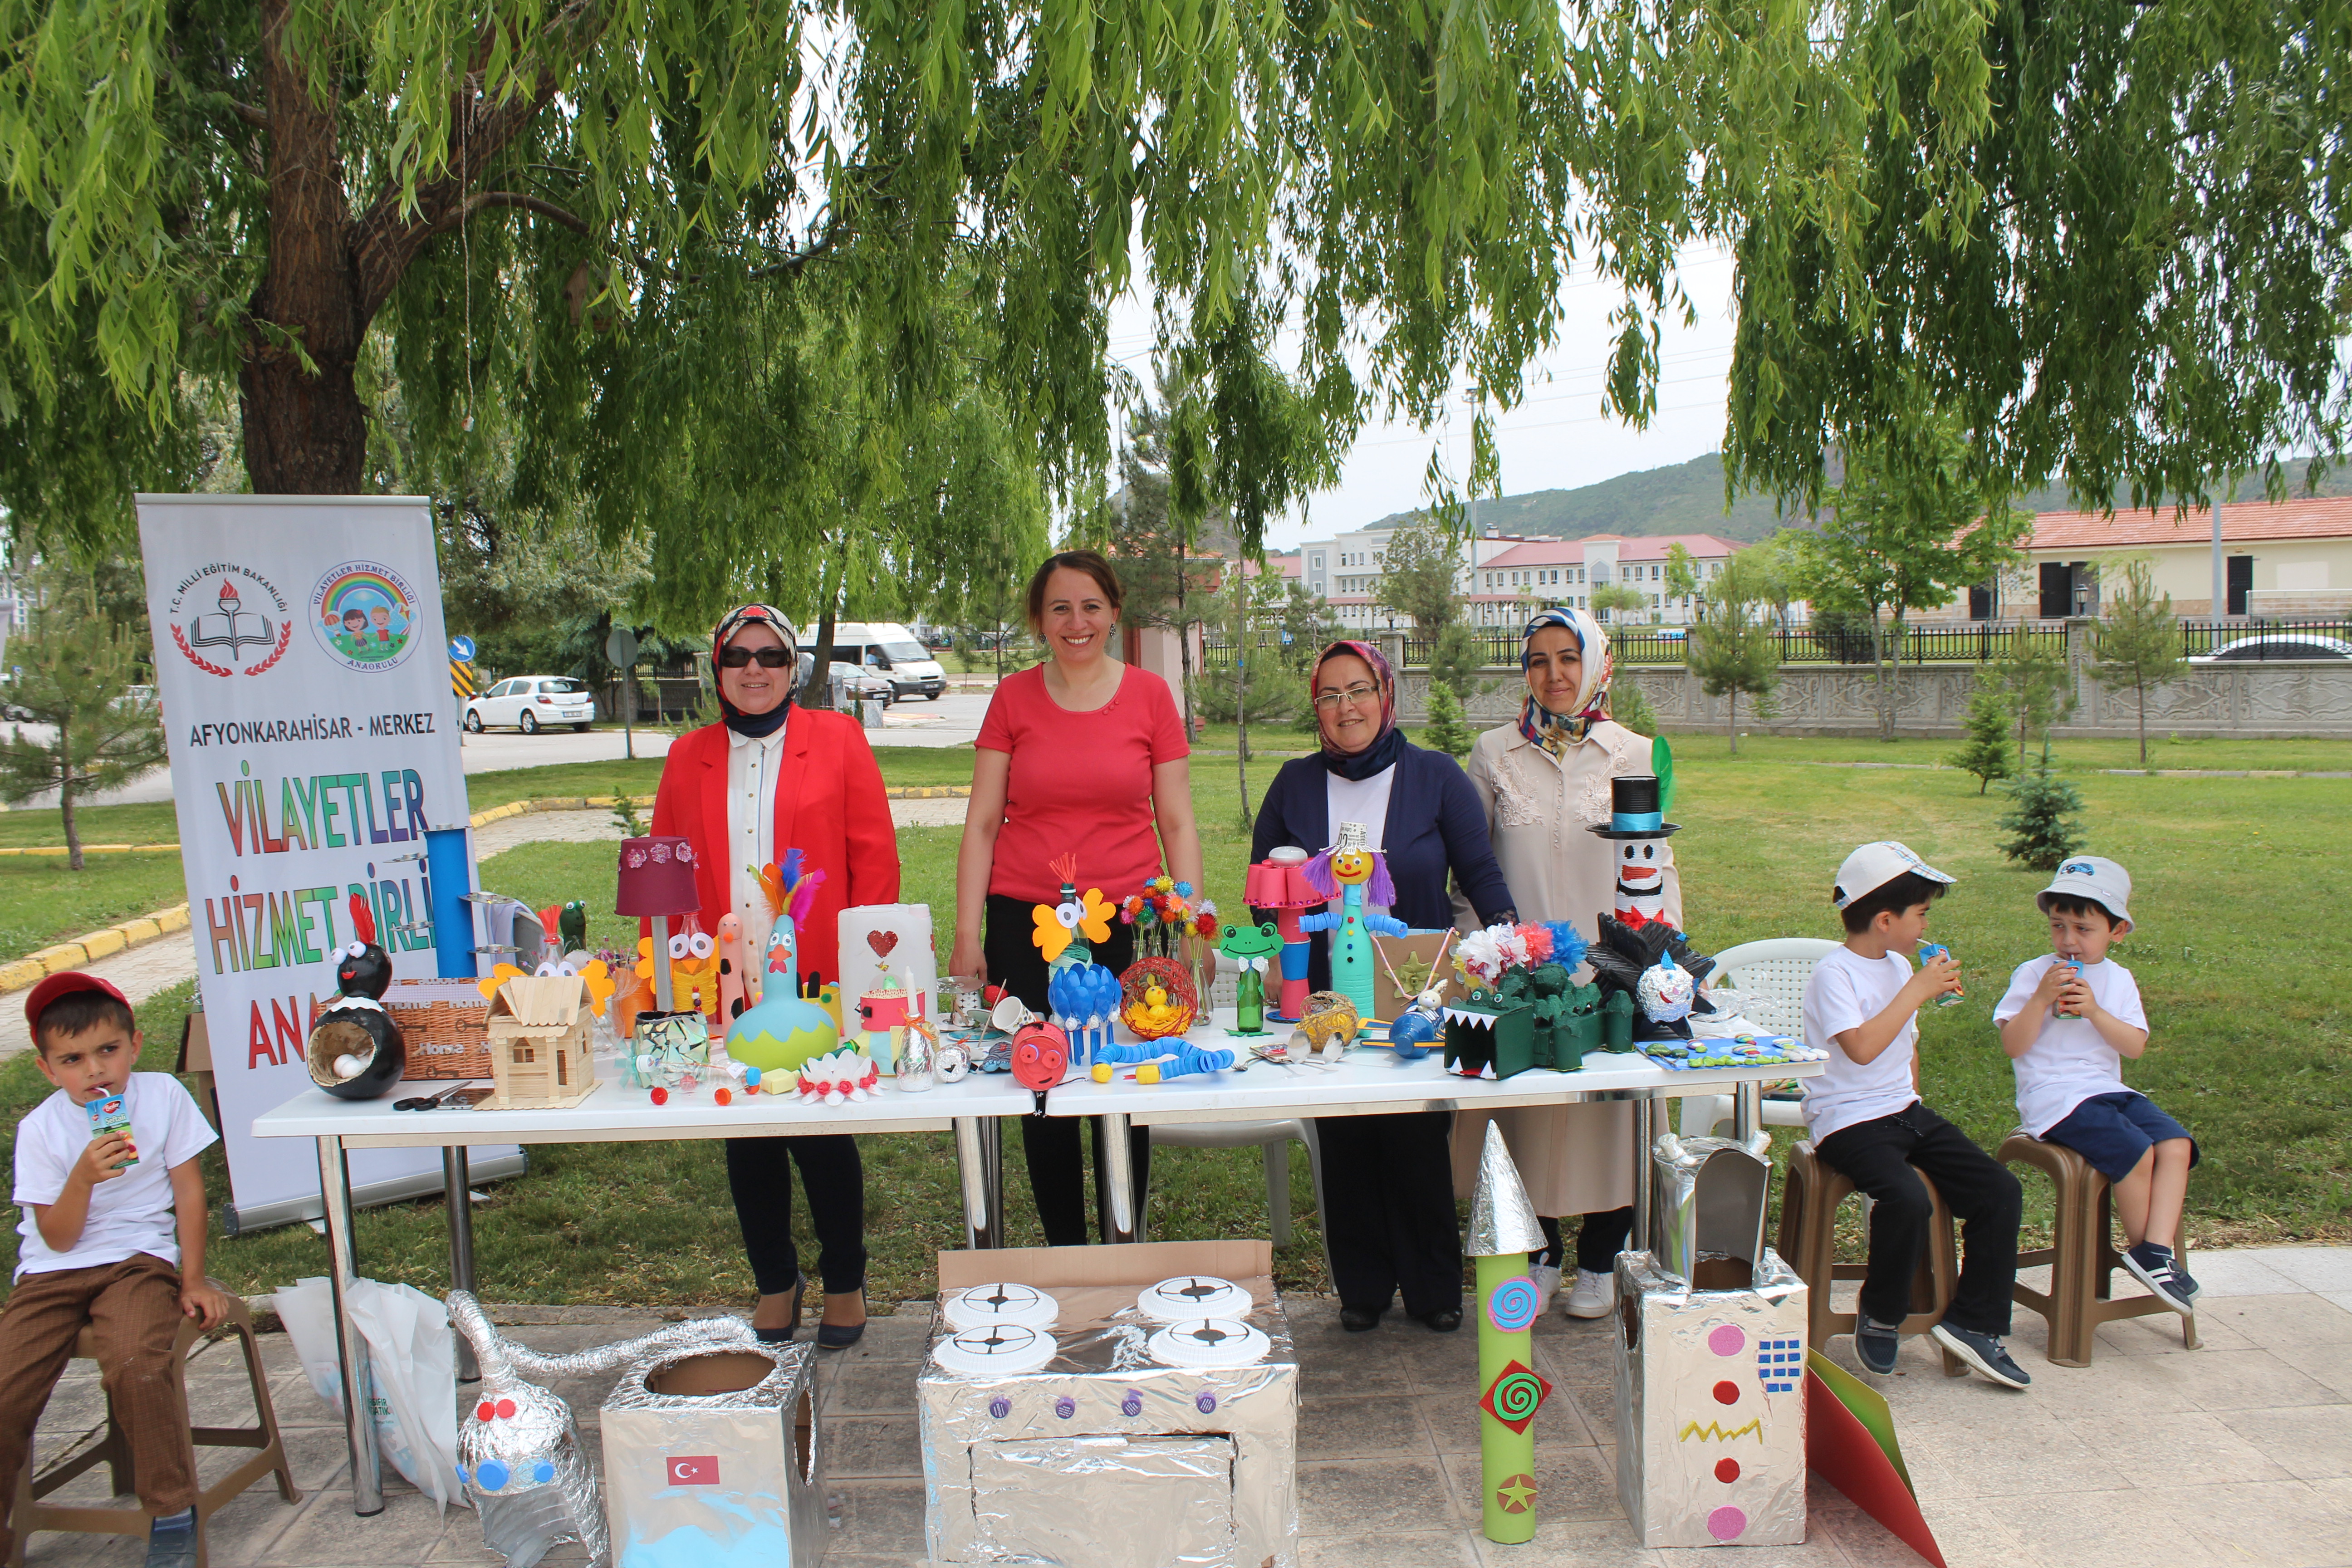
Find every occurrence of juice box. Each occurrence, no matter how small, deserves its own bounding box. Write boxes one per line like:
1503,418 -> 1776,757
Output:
85,1092 -> 136,1167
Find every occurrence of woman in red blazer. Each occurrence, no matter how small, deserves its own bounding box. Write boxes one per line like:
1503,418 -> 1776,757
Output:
648,604 -> 899,1347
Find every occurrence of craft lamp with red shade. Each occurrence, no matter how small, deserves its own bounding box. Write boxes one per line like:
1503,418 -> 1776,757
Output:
616,835 -> 701,1013
1245,848 -> 1325,1021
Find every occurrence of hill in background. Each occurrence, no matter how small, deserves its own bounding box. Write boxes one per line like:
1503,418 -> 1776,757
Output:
1358,452 -> 2352,544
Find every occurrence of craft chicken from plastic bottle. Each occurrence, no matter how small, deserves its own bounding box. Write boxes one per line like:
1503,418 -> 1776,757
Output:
1298,821 -> 1409,1023
723,851 -> 842,1076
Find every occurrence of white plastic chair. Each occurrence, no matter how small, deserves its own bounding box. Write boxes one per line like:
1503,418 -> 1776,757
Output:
1145,1118 -> 1325,1257
1677,937 -> 1841,1138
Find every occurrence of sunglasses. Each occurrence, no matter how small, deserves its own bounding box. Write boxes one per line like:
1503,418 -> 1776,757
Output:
716,647 -> 794,669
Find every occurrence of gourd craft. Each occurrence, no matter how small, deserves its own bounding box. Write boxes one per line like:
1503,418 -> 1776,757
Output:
1297,821 -> 1408,1024
724,851 -> 843,1074
305,893 -> 406,1099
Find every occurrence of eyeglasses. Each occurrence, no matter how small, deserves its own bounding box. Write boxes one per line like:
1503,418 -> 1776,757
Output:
1311,682 -> 1382,711
716,647 -> 794,669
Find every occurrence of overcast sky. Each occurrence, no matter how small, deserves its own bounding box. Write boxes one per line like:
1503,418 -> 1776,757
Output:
1104,243 -> 1743,551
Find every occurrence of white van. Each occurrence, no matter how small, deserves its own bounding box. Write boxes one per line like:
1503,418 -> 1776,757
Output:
799,622 -> 948,701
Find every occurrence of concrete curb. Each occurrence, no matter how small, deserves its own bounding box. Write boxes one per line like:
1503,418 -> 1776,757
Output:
0,904 -> 192,995
0,842 -> 181,857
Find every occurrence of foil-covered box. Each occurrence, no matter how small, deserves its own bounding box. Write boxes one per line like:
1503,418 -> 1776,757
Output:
921,1240 -> 1299,1567
600,1340 -> 825,1567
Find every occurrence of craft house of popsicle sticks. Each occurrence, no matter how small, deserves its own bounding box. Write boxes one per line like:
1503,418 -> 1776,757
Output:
484,974 -> 599,1109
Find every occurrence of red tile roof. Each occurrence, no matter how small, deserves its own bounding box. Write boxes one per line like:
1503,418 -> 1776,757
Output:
1479,533 -> 1742,568
2029,496 -> 2352,550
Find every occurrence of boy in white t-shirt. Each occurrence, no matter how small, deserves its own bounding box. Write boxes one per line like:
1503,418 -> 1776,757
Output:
1800,842 -> 2029,1390
0,974 -> 226,1568
1995,856 -> 2197,1313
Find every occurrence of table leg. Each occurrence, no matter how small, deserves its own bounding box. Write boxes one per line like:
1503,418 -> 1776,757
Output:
318,1136 -> 383,1516
1629,1095 -> 1660,1254
1731,1081 -> 1761,1145
444,1145 -> 478,1382
1096,1113 -> 1138,1245
954,1117 -> 1004,1250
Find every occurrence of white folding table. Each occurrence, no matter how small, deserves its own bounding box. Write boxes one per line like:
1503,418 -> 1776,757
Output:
251,1071 -> 1034,1513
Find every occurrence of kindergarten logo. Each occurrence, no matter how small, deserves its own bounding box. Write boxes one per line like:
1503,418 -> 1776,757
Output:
309,563 -> 419,671
167,562 -> 292,678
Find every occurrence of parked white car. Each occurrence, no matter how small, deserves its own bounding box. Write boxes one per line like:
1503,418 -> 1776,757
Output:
2188,633 -> 2352,664
466,676 -> 598,733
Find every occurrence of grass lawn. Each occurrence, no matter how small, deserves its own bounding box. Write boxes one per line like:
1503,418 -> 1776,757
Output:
2,734 -> 2343,1312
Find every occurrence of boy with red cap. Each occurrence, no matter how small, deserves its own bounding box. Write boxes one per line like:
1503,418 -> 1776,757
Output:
0,974 -> 228,1568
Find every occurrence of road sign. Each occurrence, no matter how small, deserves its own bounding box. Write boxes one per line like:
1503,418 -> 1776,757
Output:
451,661 -> 478,699
449,634 -> 476,662
605,626 -> 639,668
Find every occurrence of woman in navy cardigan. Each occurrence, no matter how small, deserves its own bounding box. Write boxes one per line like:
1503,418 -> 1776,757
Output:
1250,641 -> 1516,1330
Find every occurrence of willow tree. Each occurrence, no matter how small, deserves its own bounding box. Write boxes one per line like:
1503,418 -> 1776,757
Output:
1723,0 -> 2352,512
4,0 -> 2029,608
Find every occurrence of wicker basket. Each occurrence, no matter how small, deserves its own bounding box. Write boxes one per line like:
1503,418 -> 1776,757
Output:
385,980 -> 493,1078
1118,956 -> 1198,1041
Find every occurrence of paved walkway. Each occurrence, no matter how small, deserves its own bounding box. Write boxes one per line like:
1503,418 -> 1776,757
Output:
20,1247 -> 2352,1567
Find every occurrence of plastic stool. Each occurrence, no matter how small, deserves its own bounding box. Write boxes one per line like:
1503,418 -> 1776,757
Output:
1776,1142 -> 1965,1376
1999,1131 -> 2199,1367
7,1287 -> 301,1568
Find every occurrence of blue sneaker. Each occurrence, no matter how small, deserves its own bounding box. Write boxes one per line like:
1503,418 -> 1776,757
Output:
1854,1315 -> 1901,1375
145,1508 -> 197,1568
2124,1242 -> 2196,1316
1930,1321 -> 2030,1388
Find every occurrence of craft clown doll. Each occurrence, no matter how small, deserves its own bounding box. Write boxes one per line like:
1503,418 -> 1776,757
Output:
1588,774 -> 1678,931
1299,821 -> 1411,1023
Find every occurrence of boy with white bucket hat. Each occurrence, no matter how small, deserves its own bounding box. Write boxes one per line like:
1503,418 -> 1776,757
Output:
1801,842 -> 2031,1389
1995,855 -> 2199,1313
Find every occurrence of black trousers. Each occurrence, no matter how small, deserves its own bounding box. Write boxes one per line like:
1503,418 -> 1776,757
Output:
1536,1208 -> 1635,1274
724,1134 -> 868,1297
1813,1101 -> 2022,1336
984,892 -> 1150,1247
1316,1111 -> 1461,1317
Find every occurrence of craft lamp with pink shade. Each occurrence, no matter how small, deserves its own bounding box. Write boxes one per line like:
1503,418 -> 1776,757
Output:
1245,848 -> 1325,1021
616,835 -> 701,1012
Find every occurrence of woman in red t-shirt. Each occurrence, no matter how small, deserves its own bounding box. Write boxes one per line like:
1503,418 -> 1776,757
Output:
951,551 -> 1204,1244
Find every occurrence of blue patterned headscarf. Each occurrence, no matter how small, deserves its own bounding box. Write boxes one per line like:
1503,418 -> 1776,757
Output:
1517,607 -> 1612,755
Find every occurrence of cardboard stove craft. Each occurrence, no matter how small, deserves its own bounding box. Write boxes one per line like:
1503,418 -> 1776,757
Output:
1614,1132 -> 1809,1549
920,1240 -> 1299,1568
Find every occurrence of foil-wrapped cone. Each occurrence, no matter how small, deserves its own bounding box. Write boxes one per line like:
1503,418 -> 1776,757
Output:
1466,1121 -> 1547,1259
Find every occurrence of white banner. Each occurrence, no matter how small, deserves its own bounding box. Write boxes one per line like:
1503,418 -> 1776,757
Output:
138,495 -> 509,1220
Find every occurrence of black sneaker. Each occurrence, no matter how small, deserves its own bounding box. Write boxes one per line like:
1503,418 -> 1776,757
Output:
1854,1315 -> 1901,1374
1931,1321 -> 2031,1388
2124,1243 -> 2196,1316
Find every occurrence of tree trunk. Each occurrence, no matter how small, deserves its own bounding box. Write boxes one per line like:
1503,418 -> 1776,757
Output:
1727,687 -> 1739,756
58,750 -> 83,872
2137,682 -> 2149,766
1235,590 -> 1253,829
241,0 -> 368,493
808,546 -> 846,710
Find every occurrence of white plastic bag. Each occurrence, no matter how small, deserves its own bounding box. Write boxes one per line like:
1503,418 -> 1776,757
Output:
274,1276 -> 467,1509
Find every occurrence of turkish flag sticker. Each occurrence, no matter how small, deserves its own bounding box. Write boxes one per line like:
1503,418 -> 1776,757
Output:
666,1455 -> 719,1486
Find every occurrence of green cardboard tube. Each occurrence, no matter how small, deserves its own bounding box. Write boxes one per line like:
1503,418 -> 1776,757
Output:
1477,1251 -> 1539,1543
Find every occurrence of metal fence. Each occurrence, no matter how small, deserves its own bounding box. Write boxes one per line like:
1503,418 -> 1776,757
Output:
1203,617 -> 2352,670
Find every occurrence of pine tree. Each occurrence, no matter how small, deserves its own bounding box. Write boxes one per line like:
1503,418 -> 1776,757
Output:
1608,679 -> 1659,738
1997,744 -> 2087,870
2092,560 -> 2188,766
0,584 -> 169,868
1424,682 -> 1475,757
1683,550 -> 1779,755
1947,673 -> 2015,794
